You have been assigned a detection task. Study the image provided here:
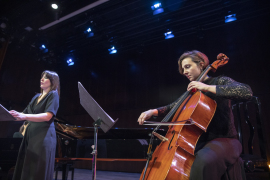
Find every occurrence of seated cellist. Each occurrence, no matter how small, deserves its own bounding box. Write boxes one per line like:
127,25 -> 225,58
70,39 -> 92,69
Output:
138,50 -> 252,180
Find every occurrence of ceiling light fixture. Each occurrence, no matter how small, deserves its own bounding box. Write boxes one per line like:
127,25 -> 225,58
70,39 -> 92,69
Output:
51,4 -> 58,9
164,30 -> 174,39
225,12 -> 237,23
39,0 -> 109,30
108,46 -> 117,54
151,3 -> 164,15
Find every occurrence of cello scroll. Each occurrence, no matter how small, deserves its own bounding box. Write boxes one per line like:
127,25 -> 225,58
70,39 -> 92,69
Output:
211,53 -> 229,72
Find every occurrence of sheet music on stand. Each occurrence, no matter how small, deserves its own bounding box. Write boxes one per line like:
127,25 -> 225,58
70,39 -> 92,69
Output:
78,82 -> 118,180
78,82 -> 118,133
0,104 -> 16,121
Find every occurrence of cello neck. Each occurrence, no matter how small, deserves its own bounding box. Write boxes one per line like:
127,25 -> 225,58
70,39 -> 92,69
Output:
153,53 -> 229,127
196,65 -> 212,82
196,53 -> 230,82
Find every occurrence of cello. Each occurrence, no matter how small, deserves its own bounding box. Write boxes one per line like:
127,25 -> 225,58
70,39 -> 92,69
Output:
140,53 -> 229,180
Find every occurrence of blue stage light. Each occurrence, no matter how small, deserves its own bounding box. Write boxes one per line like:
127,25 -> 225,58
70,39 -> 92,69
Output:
39,45 -> 48,53
151,3 -> 161,10
84,28 -> 94,37
225,14 -> 237,23
110,50 -> 117,54
164,31 -> 175,39
67,59 -> 74,66
39,45 -> 46,50
151,3 -> 164,15
43,49 -> 49,53
108,46 -> 117,54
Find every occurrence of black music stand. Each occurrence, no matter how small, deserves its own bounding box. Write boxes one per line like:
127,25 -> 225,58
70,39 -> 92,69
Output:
0,104 -> 16,121
78,82 -> 118,180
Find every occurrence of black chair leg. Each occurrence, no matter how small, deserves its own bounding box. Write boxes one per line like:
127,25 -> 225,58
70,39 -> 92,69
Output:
65,165 -> 69,180
55,169 -> 58,180
54,164 -> 74,180
72,168 -> 74,180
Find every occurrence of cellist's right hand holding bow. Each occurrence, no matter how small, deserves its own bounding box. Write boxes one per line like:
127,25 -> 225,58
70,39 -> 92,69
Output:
138,109 -> 158,125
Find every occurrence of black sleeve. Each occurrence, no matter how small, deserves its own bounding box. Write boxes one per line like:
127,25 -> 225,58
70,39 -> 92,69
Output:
216,76 -> 253,101
23,94 -> 39,114
157,76 -> 253,116
157,95 -> 183,116
44,91 -> 59,116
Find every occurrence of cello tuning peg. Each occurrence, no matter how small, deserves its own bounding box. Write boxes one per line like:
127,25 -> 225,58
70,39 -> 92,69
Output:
217,53 -> 224,60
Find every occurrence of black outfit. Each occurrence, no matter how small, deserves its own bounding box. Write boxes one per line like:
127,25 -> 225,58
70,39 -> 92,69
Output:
156,76 -> 252,180
13,90 -> 59,180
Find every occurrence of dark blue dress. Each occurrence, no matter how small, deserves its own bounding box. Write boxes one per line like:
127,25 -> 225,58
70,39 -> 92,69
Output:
13,90 -> 59,180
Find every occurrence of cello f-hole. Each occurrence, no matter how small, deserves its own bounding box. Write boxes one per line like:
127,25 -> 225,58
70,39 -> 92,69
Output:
168,130 -> 175,150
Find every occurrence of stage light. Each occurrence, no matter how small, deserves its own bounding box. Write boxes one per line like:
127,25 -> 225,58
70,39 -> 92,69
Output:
39,45 -> 48,53
84,27 -> 94,37
108,46 -> 117,54
151,3 -> 164,15
67,59 -> 74,66
51,4 -> 58,9
225,14 -> 236,23
110,50 -> 117,54
151,3 -> 161,10
164,31 -> 174,39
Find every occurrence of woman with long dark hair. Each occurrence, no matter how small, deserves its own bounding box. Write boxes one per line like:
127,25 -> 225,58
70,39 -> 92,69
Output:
10,70 -> 60,180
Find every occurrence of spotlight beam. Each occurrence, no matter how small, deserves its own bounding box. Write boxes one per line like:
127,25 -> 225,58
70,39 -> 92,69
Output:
39,0 -> 109,30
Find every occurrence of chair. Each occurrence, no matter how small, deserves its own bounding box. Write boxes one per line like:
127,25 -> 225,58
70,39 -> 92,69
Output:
54,162 -> 75,180
232,96 -> 269,174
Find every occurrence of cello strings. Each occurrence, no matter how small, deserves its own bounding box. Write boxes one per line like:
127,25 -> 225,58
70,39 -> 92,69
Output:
151,65 -> 212,133
146,65 -> 210,160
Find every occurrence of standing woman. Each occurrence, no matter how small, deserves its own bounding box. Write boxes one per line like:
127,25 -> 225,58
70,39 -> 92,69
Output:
10,70 -> 60,180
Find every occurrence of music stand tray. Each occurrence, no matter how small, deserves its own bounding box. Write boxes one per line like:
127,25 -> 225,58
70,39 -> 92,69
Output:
78,82 -> 118,180
0,104 -> 16,121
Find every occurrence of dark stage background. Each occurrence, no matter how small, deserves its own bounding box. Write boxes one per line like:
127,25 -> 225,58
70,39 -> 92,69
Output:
0,0 -> 270,162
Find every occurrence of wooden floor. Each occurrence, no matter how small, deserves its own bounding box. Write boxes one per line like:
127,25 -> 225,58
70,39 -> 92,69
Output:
54,168 -> 141,180
54,169 -> 270,180
1,168 -> 269,180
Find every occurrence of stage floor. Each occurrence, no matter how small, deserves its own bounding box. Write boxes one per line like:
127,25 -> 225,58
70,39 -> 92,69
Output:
54,168 -> 141,180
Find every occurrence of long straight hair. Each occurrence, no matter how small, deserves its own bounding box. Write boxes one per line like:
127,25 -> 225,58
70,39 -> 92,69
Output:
40,70 -> 60,97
